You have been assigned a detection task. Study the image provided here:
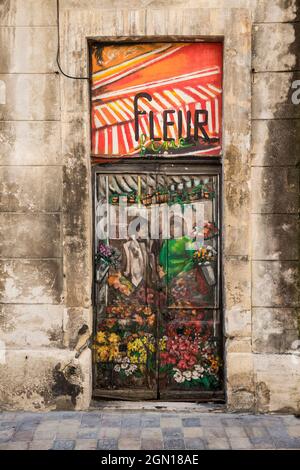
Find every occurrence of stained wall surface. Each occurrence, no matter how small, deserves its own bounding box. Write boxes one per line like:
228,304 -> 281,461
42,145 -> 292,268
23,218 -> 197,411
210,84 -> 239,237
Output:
0,0 -> 299,412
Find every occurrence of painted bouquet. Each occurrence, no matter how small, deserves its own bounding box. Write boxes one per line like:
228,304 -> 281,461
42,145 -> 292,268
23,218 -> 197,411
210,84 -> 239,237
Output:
193,245 -> 216,265
95,240 -> 120,268
159,323 -> 221,389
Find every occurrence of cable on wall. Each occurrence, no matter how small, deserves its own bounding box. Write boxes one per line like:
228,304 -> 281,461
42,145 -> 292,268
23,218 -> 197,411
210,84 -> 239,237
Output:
56,0 -> 89,80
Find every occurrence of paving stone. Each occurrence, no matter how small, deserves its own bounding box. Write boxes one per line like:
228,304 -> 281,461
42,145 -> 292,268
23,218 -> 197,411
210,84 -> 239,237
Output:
121,415 -> 141,428
61,412 -> 81,420
0,421 -> 17,431
183,427 -> 204,438
206,438 -> 231,450
287,425 -> 300,438
75,439 -> 98,450
225,426 -> 248,438
120,427 -> 142,438
229,437 -> 254,449
118,438 -> 141,450
162,427 -> 183,438
185,438 -> 206,450
182,417 -> 201,427
29,440 -> 54,450
250,437 -> 276,449
141,439 -> 163,450
97,438 -> 118,450
0,429 -> 15,442
77,428 -> 98,439
52,439 -> 75,450
199,416 -> 225,427
17,421 -> 40,431
56,427 -> 79,439
141,428 -> 163,439
12,429 -> 35,441
161,417 -> 182,428
141,415 -> 161,427
245,425 -> 271,439
81,413 -> 101,427
272,437 -> 300,449
204,427 -> 226,439
98,427 -> 120,439
163,438 -> 185,450
0,441 -> 29,450
33,429 -> 57,440
101,416 -> 122,427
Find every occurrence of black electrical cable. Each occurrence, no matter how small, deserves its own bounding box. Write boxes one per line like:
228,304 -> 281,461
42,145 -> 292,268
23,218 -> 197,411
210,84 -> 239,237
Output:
56,0 -> 89,80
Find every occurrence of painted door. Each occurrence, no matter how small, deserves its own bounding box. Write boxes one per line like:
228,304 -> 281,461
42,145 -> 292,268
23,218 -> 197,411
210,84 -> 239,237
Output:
93,166 -> 223,400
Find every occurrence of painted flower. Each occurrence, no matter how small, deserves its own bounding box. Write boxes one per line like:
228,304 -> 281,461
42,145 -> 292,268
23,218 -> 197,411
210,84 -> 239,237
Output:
96,331 -> 106,344
173,371 -> 185,383
108,333 -> 120,343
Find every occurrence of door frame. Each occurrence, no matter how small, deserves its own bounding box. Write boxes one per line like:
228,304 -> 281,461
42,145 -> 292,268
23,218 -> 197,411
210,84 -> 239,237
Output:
91,160 -> 224,402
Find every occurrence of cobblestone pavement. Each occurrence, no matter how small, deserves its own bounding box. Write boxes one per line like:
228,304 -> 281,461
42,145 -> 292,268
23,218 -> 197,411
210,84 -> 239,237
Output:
0,410 -> 300,450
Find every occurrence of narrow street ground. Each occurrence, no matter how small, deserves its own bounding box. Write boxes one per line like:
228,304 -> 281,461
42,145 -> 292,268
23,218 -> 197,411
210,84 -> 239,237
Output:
0,408 -> 299,450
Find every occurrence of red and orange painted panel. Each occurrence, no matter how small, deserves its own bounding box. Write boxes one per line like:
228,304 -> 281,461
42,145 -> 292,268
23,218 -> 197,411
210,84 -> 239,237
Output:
90,42 -> 223,160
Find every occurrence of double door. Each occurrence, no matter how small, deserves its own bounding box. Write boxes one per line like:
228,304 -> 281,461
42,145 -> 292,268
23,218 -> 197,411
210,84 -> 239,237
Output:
93,164 -> 223,400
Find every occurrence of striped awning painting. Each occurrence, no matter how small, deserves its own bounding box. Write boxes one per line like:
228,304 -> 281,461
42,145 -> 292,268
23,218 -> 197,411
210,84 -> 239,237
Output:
90,43 -> 223,158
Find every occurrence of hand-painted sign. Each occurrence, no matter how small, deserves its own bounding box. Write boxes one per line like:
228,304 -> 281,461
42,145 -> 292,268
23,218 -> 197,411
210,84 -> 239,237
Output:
90,42 -> 223,159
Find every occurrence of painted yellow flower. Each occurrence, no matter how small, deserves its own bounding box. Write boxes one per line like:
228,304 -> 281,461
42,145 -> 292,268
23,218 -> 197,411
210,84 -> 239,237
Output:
108,333 -> 120,343
159,336 -> 167,352
128,338 -> 147,364
97,345 -> 109,361
109,344 -> 119,361
96,331 -> 106,344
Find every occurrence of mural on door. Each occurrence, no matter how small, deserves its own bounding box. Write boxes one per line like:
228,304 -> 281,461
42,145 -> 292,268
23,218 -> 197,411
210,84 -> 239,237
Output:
93,172 -> 222,398
90,43 -> 223,160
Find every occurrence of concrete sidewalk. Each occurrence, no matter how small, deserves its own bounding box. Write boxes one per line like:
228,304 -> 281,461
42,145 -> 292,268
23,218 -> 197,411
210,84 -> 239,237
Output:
0,406 -> 300,450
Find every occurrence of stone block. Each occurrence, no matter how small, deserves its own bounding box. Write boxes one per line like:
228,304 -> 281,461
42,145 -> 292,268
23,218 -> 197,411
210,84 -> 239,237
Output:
226,337 -> 252,353
224,258 -> 251,310
252,214 -> 299,260
254,0 -> 299,23
254,354 -> 300,413
0,74 -> 60,121
62,119 -> 92,308
226,352 -> 254,392
0,0 -> 57,26
251,167 -> 299,214
0,259 -> 63,304
225,307 -> 252,338
0,213 -> 61,258
62,307 -> 92,349
0,122 -> 61,166
253,23 -> 300,72
251,119 -> 300,167
0,166 -> 62,212
252,307 -> 299,353
252,260 -> 300,307
0,304 -> 64,349
0,348 -> 91,411
252,72 -> 300,120
0,27 -> 57,73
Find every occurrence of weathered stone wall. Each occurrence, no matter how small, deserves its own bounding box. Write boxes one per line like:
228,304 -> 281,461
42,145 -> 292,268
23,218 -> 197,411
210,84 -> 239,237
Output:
0,0 -> 92,410
251,1 -> 300,413
0,0 -> 299,412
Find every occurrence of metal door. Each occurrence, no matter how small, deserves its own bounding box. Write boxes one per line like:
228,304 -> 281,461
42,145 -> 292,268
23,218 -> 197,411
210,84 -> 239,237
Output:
92,164 -> 223,400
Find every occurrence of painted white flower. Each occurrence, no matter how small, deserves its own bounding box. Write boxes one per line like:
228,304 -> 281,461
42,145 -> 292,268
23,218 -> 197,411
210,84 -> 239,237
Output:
173,372 -> 185,383
192,370 -> 200,379
195,365 -> 204,374
183,371 -> 192,379
114,365 -> 121,372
